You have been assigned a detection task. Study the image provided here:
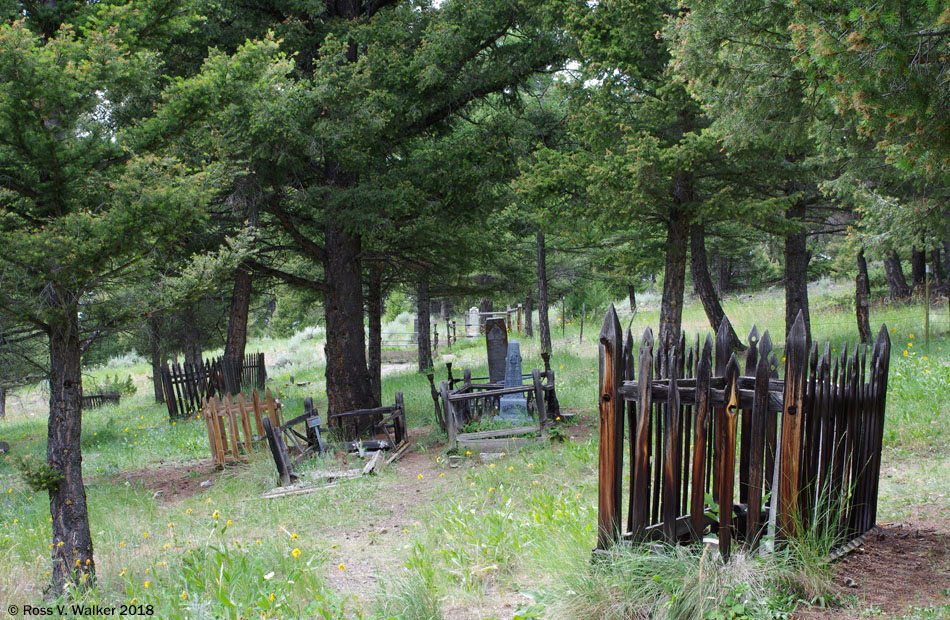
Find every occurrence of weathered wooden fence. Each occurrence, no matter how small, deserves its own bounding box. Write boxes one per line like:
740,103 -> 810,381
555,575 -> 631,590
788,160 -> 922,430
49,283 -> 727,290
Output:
597,307 -> 891,559
161,353 -> 266,420
81,393 -> 121,409
435,353 -> 560,451
200,388 -> 282,467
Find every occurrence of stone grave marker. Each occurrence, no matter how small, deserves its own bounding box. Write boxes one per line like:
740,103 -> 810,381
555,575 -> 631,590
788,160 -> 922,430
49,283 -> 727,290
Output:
499,340 -> 530,422
466,306 -> 480,337
485,318 -> 508,384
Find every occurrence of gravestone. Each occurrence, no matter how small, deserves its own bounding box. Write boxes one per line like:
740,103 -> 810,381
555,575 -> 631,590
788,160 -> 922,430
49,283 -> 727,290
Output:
499,341 -> 530,422
485,318 -> 508,384
466,306 -> 480,337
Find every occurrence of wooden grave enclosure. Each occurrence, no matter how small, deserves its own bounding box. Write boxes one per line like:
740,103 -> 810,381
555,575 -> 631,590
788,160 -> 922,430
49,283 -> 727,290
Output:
597,306 -> 891,559
264,393 -> 408,486
200,387 -> 283,467
435,353 -> 561,452
161,352 -> 266,420
81,393 -> 121,409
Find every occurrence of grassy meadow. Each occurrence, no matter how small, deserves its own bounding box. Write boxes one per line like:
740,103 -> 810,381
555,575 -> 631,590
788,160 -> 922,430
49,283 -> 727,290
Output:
1,281 -> 948,619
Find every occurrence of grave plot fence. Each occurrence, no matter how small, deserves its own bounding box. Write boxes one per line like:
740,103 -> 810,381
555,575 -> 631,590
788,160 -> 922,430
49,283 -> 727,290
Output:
161,353 -> 267,420
427,352 -> 562,440
81,393 -> 121,409
597,307 -> 891,559
201,388 -> 282,467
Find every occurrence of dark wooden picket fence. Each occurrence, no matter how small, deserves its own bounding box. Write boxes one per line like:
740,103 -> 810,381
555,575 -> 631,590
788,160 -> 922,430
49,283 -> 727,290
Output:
161,353 -> 267,420
597,307 -> 891,559
81,393 -> 121,409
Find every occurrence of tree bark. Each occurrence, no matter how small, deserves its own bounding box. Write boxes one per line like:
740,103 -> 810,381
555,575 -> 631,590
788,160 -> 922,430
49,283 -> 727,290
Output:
181,303 -> 202,367
323,227 -> 375,414
149,317 -> 164,403
416,271 -> 433,373
690,222 -> 745,350
224,266 -> 252,363
536,230 -> 552,354
658,206 -> 689,357
366,263 -> 383,407
479,297 -> 493,331
856,247 -> 872,344
784,202 -> 811,340
944,240 -> 950,284
628,284 -> 637,314
911,245 -> 926,287
0,386 -> 5,420
883,250 -> 911,299
524,291 -> 533,337
47,303 -> 94,593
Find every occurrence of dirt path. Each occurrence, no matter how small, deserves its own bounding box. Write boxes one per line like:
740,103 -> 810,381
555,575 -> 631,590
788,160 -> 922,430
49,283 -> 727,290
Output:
323,432 -> 446,599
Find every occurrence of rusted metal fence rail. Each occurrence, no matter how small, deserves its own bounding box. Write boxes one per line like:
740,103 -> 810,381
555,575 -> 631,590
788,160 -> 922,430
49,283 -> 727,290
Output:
597,306 -> 891,559
161,353 -> 267,420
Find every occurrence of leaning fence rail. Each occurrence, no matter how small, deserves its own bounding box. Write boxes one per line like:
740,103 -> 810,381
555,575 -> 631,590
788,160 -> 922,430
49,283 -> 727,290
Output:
596,306 -> 890,559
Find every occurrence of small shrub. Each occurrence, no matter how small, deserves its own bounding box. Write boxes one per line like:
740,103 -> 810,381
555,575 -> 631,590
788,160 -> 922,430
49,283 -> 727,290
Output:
14,454 -> 64,492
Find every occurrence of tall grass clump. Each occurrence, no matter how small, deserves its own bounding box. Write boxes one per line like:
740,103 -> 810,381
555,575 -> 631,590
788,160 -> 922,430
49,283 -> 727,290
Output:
372,542 -> 444,620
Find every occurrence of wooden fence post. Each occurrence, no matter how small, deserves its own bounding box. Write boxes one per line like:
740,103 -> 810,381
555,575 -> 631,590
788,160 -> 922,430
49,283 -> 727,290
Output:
597,305 -> 624,549
778,311 -> 808,540
440,381 -> 457,450
662,348 -> 681,543
689,336 -> 712,539
630,326 -> 655,540
747,330 -> 772,548
719,354 -> 740,560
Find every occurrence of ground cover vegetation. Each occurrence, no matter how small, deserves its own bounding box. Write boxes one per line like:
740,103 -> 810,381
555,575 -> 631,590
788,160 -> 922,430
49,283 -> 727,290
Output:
0,0 -> 948,617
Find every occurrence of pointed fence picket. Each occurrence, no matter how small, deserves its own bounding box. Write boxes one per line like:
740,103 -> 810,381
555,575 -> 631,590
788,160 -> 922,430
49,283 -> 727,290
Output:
596,306 -> 891,559
161,353 -> 267,420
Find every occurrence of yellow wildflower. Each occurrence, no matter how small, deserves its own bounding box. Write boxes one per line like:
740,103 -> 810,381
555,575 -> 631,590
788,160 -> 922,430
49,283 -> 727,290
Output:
291,548 -> 301,559
144,581 -> 150,588
338,563 -> 345,571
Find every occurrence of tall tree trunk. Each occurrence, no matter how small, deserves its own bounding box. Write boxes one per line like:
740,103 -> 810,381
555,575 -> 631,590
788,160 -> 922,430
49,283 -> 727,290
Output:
524,291 -> 533,337
224,267 -> 252,362
149,316 -> 164,403
537,230 -> 552,354
628,284 -> 637,314
784,202 -> 811,340
911,245 -> 926,287
658,207 -> 689,356
856,247 -> 872,344
181,303 -> 202,367
416,271 -> 433,373
943,240 -> 950,283
0,386 -> 5,420
479,297 -> 493,331
690,222 -> 745,350
366,263 -> 383,407
47,304 -> 94,593
323,228 -> 375,413
932,248 -> 942,285
883,250 -> 911,299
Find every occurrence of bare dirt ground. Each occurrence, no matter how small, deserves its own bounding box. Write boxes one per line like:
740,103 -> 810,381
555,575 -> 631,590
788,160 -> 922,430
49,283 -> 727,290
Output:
114,460 -> 222,504
796,512 -> 950,619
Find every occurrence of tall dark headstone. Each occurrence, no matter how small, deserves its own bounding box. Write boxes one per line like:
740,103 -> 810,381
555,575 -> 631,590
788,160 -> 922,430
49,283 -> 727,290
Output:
499,341 -> 529,422
486,318 -> 508,384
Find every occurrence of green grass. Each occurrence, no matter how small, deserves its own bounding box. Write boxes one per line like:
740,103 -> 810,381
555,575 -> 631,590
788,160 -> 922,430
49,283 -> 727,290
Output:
0,281 -> 948,619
